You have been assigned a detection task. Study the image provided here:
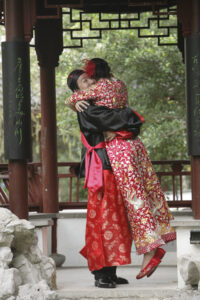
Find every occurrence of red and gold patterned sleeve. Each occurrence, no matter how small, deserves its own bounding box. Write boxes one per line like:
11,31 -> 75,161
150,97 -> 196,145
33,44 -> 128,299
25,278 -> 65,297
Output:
65,83 -> 100,106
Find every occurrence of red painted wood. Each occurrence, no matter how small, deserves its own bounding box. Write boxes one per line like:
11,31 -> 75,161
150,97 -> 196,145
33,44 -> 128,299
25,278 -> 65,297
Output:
0,160 -> 192,212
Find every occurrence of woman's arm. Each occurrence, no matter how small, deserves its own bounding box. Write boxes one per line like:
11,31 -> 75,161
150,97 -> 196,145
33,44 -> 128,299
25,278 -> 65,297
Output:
65,83 -> 99,106
75,101 -> 90,112
65,101 -> 77,112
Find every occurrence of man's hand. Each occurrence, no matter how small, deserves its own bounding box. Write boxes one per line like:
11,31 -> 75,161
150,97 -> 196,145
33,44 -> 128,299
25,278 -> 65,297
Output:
104,131 -> 117,142
75,100 -> 90,112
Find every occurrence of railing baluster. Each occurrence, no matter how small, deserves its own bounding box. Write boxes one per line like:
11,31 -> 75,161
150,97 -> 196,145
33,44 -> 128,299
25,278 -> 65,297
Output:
0,160 -> 192,211
0,185 -> 9,204
180,174 -> 183,201
69,177 -> 72,203
172,174 -> 175,201
77,178 -> 80,202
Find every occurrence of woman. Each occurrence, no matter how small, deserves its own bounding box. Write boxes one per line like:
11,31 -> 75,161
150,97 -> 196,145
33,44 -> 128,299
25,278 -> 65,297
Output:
66,58 -> 176,279
67,69 -> 138,288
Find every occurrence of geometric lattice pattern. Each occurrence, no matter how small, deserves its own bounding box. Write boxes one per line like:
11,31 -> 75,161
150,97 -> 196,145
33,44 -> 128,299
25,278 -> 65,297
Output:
62,6 -> 177,48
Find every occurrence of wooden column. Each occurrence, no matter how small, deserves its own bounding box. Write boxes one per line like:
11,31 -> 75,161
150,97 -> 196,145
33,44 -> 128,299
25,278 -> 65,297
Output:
3,0 -> 31,219
178,0 -> 200,218
35,17 -> 63,252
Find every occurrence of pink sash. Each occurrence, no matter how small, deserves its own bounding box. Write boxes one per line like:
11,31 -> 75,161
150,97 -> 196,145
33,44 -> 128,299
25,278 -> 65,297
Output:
81,132 -> 105,192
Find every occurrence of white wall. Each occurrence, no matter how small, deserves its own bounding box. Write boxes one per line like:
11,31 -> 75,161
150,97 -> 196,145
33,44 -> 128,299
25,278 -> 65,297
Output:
57,210 -> 87,268
56,210 -> 177,268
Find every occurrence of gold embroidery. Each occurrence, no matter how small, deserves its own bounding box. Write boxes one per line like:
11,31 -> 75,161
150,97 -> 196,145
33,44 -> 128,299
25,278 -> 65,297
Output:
141,218 -> 147,224
128,165 -> 134,171
89,209 -> 96,219
104,231 -> 113,240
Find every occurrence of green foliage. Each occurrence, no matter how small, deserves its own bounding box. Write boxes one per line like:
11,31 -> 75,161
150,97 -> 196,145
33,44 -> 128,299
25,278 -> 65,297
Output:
56,13 -> 187,161
0,12 -> 188,164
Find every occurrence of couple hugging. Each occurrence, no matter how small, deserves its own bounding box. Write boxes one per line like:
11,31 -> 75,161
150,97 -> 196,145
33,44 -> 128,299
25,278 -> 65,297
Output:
65,58 -> 176,288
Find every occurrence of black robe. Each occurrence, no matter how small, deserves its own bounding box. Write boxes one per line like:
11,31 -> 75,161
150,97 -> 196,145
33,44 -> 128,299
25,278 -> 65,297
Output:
75,103 -> 143,178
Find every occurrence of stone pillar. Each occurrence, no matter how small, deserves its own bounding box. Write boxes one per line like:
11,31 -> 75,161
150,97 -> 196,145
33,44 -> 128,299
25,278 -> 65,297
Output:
35,17 -> 63,252
178,0 -> 200,219
2,0 -> 32,219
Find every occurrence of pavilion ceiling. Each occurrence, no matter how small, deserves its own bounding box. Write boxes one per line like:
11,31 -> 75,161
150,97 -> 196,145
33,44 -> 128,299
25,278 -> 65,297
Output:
43,1 -> 177,13
0,0 -> 179,50
0,0 -> 178,24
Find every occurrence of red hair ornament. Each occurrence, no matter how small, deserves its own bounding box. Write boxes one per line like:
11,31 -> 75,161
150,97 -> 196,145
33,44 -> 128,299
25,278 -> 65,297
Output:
84,60 -> 96,77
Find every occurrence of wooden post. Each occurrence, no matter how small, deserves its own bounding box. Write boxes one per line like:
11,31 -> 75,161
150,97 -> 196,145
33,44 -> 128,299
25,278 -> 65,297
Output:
178,0 -> 200,218
35,17 -> 63,252
3,0 -> 31,219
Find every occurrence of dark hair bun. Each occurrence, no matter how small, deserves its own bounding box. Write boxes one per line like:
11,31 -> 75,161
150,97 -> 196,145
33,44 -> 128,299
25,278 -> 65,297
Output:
91,58 -> 111,80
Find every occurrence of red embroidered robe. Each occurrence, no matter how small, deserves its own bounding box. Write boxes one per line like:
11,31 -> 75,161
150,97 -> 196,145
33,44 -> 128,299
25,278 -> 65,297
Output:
67,78 -> 176,255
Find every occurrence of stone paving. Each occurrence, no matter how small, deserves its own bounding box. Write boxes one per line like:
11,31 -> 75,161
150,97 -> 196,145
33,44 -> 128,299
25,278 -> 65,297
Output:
55,265 -> 200,300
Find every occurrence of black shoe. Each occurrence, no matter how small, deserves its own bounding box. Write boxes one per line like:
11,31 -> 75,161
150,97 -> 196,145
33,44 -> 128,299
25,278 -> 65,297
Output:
111,275 -> 129,284
95,276 -> 116,288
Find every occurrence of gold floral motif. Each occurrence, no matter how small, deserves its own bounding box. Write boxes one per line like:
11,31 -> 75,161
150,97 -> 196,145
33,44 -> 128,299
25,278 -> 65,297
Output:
126,190 -> 144,211
134,198 -> 145,211
160,207 -> 166,213
104,230 -> 113,240
89,191 -> 93,197
123,175 -> 128,184
102,220 -> 108,230
112,212 -> 118,222
144,231 -> 160,243
89,209 -> 96,219
102,200 -> 107,209
141,218 -> 147,225
145,179 -> 154,192
108,253 -> 116,262
103,209 -> 109,219
115,162 -> 119,168
119,243 -> 126,253
156,223 -> 176,236
92,241 -> 98,250
113,224 -> 120,231
97,192 -> 102,201
128,165 -> 134,172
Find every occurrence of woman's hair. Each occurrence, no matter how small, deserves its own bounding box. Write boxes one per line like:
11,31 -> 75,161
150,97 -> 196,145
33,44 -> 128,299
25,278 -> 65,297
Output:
87,58 -> 111,80
67,69 -> 84,92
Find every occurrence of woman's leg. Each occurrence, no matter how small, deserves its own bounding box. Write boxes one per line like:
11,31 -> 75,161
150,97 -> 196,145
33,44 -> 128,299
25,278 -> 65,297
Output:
106,138 -> 176,269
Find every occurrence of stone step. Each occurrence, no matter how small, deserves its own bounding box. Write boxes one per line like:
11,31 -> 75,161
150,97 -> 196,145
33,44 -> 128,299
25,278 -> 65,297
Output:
56,265 -> 200,300
56,266 -> 184,300
57,288 -> 176,300
57,289 -> 200,300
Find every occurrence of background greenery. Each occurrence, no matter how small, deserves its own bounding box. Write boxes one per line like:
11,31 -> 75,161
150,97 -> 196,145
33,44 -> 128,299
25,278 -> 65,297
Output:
0,11 -> 189,203
0,12 -> 187,163
56,15 -> 187,163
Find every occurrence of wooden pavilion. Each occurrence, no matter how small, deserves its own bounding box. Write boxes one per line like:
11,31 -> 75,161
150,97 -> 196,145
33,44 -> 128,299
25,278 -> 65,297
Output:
0,0 -> 200,255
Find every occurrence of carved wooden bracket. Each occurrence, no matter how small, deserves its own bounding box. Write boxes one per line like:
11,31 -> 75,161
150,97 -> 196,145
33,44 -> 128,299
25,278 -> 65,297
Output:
23,0 -> 36,42
177,0 -> 192,37
177,0 -> 200,37
35,15 -> 63,67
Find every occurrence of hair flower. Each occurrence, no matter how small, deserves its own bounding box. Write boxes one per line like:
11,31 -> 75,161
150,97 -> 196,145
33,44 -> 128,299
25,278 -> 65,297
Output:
84,59 -> 96,77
